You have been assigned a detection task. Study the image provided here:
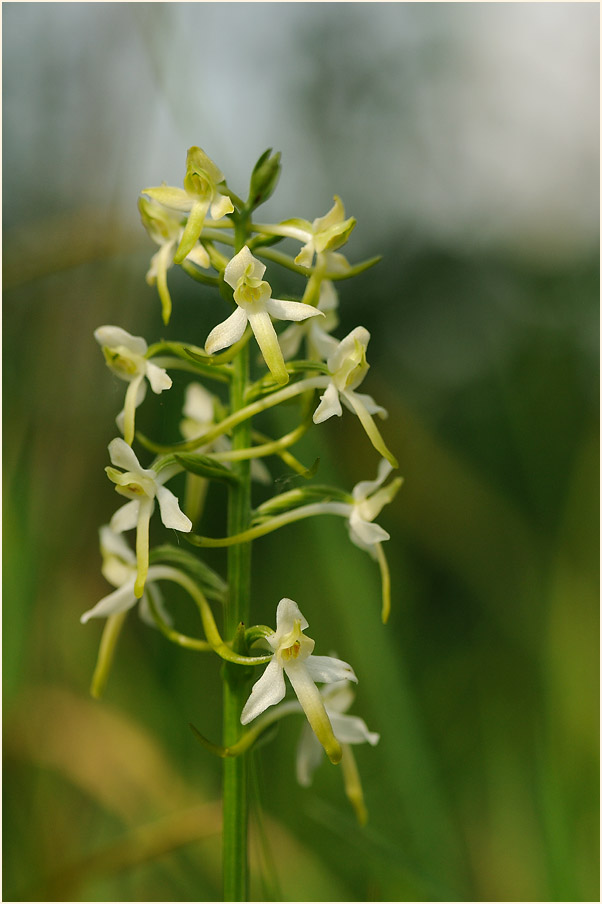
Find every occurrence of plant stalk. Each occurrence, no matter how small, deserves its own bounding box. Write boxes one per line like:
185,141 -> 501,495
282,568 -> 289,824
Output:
222,217 -> 253,901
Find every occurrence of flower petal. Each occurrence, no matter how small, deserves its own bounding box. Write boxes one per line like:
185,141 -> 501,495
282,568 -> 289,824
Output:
240,659 -> 285,724
110,500 -> 140,533
313,381 -> 342,423
277,323 -> 304,361
328,711 -> 380,746
108,437 -> 144,473
348,509 -> 390,546
343,390 -> 387,419
352,459 -> 393,503
183,382 -> 215,424
142,186 -> 194,212
156,485 -> 192,532
296,723 -> 324,787
247,308 -> 288,384
185,243 -> 211,269
304,654 -> 358,685
294,241 -> 315,268
210,192 -> 234,220
285,662 -> 342,764
100,525 -> 136,564
264,297 -> 324,323
205,306 -> 248,355
145,361 -> 172,394
94,326 -> 148,356
224,246 -> 266,289
274,598 -> 309,638
80,577 -> 138,623
174,199 -> 210,263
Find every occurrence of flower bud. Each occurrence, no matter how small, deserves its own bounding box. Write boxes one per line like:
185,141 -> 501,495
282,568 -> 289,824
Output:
248,148 -> 281,210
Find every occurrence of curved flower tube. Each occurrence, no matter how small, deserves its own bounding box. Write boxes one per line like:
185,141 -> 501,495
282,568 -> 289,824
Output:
95,326 -> 172,446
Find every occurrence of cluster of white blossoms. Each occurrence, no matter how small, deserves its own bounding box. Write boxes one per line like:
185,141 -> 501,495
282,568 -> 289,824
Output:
86,145 -> 400,823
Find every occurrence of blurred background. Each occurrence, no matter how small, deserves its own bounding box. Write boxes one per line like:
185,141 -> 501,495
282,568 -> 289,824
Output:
3,3 -> 599,901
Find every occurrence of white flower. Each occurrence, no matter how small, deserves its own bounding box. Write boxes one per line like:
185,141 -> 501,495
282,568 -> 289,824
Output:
180,383 -> 270,484
278,279 -> 340,362
280,196 -> 356,268
241,598 -> 357,763
95,326 -> 172,446
343,459 -> 402,554
106,438 -> 192,597
312,326 -> 398,466
205,246 -> 324,385
138,195 -> 211,324
313,326 -> 383,422
296,679 -> 380,787
142,146 -> 234,265
80,526 -> 172,627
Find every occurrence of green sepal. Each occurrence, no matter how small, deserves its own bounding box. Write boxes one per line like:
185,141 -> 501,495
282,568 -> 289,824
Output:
247,148 -> 282,211
149,544 -> 228,603
174,453 -> 239,485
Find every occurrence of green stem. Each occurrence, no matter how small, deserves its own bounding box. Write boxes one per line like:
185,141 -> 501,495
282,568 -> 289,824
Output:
223,217 -> 253,901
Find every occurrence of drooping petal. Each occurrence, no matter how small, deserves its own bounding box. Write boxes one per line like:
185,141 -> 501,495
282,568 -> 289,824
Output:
80,578 -> 138,623
296,723 -> 324,787
240,658 -> 286,724
284,661 -> 342,764
122,374 -> 145,446
174,199 -> 211,263
313,381 -> 342,423
116,379 -> 147,441
145,361 -> 172,394
348,509 -> 390,546
304,654 -> 358,685
152,241 -> 176,325
205,306 -> 248,355
246,308 -> 288,385
328,711 -> 380,746
110,499 -> 140,533
155,485 -> 192,532
264,297 -> 324,323
342,391 -> 399,468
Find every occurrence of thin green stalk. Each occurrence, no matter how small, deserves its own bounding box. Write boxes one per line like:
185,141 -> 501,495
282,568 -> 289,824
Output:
223,217 -> 253,902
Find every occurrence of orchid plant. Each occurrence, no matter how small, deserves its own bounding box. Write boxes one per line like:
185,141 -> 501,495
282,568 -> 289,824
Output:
84,145 -> 400,901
